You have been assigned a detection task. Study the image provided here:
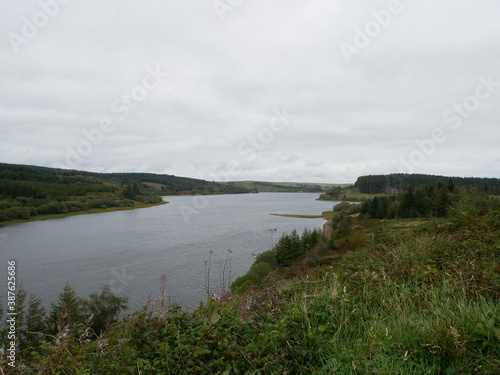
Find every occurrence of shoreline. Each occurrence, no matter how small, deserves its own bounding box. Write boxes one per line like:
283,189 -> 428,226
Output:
0,201 -> 168,227
315,198 -> 362,202
270,213 -> 326,219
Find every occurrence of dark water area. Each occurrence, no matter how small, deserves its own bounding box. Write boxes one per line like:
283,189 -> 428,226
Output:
0,193 -> 336,311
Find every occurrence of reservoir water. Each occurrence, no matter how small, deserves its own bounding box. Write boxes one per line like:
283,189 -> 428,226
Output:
0,193 -> 335,311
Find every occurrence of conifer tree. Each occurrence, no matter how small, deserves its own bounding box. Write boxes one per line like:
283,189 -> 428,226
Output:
48,282 -> 86,336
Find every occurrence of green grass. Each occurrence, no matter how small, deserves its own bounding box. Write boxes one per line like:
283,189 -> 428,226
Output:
318,187 -> 383,202
0,200 -> 168,226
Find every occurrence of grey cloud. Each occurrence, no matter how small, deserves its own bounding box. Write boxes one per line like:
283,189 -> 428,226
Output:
1,0 -> 499,182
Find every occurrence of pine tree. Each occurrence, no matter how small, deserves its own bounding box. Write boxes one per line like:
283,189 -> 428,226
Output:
48,282 -> 86,336
25,294 -> 47,349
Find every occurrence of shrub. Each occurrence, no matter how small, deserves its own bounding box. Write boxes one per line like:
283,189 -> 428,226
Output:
36,201 -> 69,215
0,200 -> 14,209
0,210 -> 9,221
87,199 -> 118,209
4,206 -> 32,219
334,202 -> 361,215
65,201 -> 89,212
119,199 -> 135,207
82,286 -> 128,336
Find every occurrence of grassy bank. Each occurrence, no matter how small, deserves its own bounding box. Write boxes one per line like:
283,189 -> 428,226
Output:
270,213 -> 326,219
318,186 -> 380,202
0,200 -> 168,227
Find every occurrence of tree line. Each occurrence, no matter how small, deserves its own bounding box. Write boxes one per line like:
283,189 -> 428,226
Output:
0,162 -> 251,196
0,162 -> 253,223
360,181 -> 500,219
0,283 -> 127,354
354,173 -> 500,195
231,228 -> 325,293
0,179 -> 163,222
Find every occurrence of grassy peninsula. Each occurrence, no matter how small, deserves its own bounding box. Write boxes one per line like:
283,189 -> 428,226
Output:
2,178 -> 499,374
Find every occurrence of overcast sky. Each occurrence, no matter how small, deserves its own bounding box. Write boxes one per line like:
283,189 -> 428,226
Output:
1,0 -> 499,183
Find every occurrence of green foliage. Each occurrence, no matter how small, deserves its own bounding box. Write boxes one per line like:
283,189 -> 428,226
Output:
82,285 -> 128,336
240,181 -> 323,193
355,173 -> 500,195
318,186 -> 376,202
48,283 -> 87,336
336,215 -> 352,236
275,229 -> 302,266
360,181 -> 469,219
0,206 -> 34,220
333,201 -> 361,215
25,294 -> 48,350
232,228 -> 325,293
123,181 -> 141,199
319,186 -> 343,200
0,162 -> 253,224
36,201 -> 70,215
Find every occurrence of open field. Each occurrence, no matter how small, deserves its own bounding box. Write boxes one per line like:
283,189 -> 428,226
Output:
218,180 -> 352,193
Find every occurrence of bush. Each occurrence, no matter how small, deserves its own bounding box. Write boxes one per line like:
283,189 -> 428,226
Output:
4,206 -> 33,220
232,251 -> 277,293
333,202 -> 361,215
135,195 -> 163,204
254,249 -> 278,268
82,286 -> 128,336
233,229 -> 325,293
87,199 -> 119,209
0,200 -> 14,209
37,201 -> 69,215
65,201 -> 89,212
0,210 -> 9,221
119,199 -> 135,207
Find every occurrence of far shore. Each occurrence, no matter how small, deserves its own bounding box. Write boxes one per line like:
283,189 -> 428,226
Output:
315,198 -> 362,202
270,213 -> 327,219
0,201 -> 168,227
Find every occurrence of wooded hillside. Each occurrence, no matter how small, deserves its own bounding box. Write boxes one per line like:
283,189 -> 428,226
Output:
354,173 -> 500,195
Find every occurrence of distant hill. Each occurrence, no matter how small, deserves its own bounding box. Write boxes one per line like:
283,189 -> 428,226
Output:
0,162 -> 251,224
354,173 -> 500,195
220,181 -> 348,193
0,163 -> 251,196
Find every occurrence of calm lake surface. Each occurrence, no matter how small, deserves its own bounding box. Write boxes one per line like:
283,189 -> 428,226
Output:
0,193 -> 335,311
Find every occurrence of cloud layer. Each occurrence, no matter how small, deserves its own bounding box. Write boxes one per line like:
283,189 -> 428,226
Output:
1,0 -> 499,183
